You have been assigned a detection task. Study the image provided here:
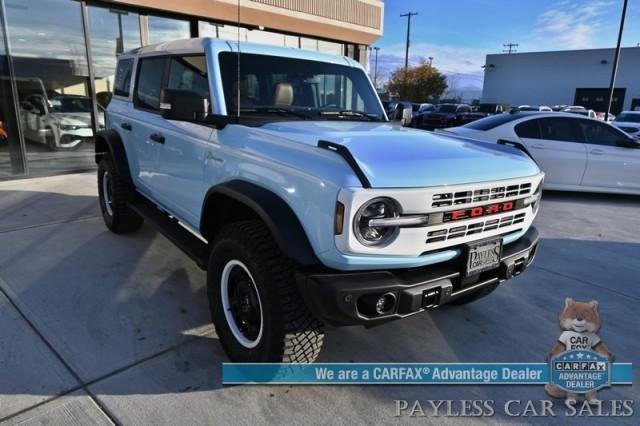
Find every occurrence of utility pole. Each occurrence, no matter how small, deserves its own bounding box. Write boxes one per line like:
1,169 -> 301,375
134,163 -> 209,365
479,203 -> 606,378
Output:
606,0 -> 628,122
400,11 -> 418,98
503,43 -> 518,54
371,46 -> 380,89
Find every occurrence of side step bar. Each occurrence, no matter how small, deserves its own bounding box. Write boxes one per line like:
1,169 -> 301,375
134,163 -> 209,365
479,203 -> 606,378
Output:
128,194 -> 209,270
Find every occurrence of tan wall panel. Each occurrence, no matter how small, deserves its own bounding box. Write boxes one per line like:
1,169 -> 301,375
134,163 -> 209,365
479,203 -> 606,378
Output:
105,0 -> 382,44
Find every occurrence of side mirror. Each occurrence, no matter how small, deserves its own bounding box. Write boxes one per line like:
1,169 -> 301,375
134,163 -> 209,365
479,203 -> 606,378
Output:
616,138 -> 640,148
160,88 -> 208,122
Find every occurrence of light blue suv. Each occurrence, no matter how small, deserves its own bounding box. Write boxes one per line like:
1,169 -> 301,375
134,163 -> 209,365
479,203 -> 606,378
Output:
96,38 -> 543,363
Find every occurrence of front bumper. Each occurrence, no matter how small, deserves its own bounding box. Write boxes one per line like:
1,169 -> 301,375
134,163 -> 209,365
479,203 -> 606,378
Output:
296,226 -> 539,326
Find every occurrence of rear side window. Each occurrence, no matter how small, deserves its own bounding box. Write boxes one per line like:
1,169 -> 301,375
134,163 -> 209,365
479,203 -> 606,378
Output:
539,117 -> 583,142
114,58 -> 134,97
135,57 -> 166,110
515,119 -> 541,139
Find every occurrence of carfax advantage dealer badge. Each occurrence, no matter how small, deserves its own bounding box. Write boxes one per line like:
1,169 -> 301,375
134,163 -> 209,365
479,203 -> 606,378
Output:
550,349 -> 611,394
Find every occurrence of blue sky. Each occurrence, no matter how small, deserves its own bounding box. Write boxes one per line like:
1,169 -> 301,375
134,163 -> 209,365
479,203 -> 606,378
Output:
373,0 -> 640,89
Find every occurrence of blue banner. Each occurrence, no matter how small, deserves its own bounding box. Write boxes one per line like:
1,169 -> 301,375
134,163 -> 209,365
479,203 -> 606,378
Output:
222,362 -> 632,385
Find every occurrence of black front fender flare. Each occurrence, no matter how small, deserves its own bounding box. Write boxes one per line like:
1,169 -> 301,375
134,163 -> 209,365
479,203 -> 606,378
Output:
95,129 -> 134,188
201,180 -> 320,266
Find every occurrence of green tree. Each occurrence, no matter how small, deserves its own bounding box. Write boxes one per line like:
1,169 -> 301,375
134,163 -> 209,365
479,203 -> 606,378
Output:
386,60 -> 448,101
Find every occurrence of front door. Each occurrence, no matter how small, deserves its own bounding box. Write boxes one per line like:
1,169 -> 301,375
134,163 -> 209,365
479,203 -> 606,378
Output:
578,118 -> 640,191
151,54 -> 212,227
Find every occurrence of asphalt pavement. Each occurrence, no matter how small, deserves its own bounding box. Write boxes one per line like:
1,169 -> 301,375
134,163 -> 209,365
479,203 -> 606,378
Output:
0,172 -> 637,425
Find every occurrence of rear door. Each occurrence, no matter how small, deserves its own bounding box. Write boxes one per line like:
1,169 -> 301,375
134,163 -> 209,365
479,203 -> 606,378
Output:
515,117 -> 587,186
129,56 -> 168,195
578,119 -> 640,191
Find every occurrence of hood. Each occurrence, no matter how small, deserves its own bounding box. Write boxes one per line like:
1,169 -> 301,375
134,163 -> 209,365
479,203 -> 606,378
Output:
258,121 -> 540,188
51,112 -> 92,127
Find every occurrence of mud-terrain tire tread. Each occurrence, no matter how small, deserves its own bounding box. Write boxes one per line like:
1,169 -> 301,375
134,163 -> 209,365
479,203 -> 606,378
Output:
208,220 -> 324,363
97,154 -> 143,234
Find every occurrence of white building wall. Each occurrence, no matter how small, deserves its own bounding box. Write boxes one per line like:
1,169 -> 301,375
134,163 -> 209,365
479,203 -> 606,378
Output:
481,47 -> 640,111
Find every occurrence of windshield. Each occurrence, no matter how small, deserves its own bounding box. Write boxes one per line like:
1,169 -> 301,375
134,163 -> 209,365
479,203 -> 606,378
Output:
435,104 -> 457,113
219,52 -> 385,121
50,96 -> 92,113
615,113 -> 640,123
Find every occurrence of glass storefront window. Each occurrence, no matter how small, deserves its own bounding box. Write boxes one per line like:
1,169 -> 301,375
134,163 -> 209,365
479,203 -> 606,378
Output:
148,16 -> 190,44
89,7 -> 141,109
0,2 -> 25,176
5,0 -> 94,175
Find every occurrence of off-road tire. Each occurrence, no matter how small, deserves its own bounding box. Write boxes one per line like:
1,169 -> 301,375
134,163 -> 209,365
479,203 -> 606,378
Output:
449,282 -> 499,305
97,153 -> 143,234
208,220 -> 324,363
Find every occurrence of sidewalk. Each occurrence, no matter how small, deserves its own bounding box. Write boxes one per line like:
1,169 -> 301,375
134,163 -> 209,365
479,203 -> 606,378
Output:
0,173 -> 638,425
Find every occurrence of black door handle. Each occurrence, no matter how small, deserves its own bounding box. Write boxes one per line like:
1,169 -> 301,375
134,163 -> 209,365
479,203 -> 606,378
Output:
149,133 -> 165,144
121,122 -> 132,131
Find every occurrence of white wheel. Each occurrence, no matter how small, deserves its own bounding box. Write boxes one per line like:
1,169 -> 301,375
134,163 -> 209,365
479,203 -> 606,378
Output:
102,170 -> 114,217
220,259 -> 264,349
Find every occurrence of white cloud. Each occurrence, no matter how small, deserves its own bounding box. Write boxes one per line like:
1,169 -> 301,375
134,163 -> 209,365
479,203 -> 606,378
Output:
371,42 -> 486,88
532,0 -> 616,50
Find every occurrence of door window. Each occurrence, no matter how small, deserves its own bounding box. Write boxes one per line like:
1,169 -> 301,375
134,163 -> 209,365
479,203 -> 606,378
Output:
135,58 -> 166,110
167,55 -> 209,102
515,119 -> 541,139
539,118 -> 583,142
578,120 -> 627,147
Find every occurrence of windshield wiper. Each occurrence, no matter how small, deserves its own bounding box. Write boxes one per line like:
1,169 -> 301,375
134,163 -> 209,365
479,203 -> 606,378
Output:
241,107 -> 313,119
319,110 -> 382,121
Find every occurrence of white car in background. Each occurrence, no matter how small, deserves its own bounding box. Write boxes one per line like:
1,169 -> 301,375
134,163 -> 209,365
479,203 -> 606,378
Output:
439,112 -> 640,195
563,107 -> 597,119
518,105 -> 552,112
20,94 -> 104,151
612,111 -> 640,139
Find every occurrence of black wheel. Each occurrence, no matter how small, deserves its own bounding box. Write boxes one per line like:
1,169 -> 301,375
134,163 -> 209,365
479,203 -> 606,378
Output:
97,154 -> 143,234
208,220 -> 324,363
46,129 -> 59,151
449,282 -> 499,305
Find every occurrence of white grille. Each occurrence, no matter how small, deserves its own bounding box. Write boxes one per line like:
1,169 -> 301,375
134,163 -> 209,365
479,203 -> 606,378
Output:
426,212 -> 526,243
432,183 -> 532,208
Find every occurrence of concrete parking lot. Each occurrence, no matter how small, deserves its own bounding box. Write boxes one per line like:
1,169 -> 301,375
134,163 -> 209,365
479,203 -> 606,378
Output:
0,172 -> 638,425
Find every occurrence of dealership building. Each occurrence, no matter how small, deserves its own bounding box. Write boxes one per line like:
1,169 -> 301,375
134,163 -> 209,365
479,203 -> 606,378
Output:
0,0 -> 383,179
482,47 -> 640,113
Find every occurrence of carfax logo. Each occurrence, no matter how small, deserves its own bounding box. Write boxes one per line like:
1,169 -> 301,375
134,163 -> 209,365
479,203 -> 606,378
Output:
545,298 -> 613,404
550,349 -> 610,394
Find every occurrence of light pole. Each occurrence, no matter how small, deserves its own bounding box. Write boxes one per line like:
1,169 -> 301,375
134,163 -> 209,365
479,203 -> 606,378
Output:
400,12 -> 418,98
605,0 -> 628,121
428,56 -> 434,66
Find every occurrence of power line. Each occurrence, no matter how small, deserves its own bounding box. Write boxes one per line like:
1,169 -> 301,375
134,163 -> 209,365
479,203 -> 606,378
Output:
503,43 -> 518,54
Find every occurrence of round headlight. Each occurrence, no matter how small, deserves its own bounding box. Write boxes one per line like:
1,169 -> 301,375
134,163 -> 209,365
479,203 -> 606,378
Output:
353,197 -> 401,246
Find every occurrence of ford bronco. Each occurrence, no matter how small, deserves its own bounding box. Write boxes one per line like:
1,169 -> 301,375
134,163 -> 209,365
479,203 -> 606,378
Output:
96,38 -> 543,363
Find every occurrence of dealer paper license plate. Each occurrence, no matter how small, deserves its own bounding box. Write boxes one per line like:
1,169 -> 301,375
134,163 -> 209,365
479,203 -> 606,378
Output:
465,238 -> 502,276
